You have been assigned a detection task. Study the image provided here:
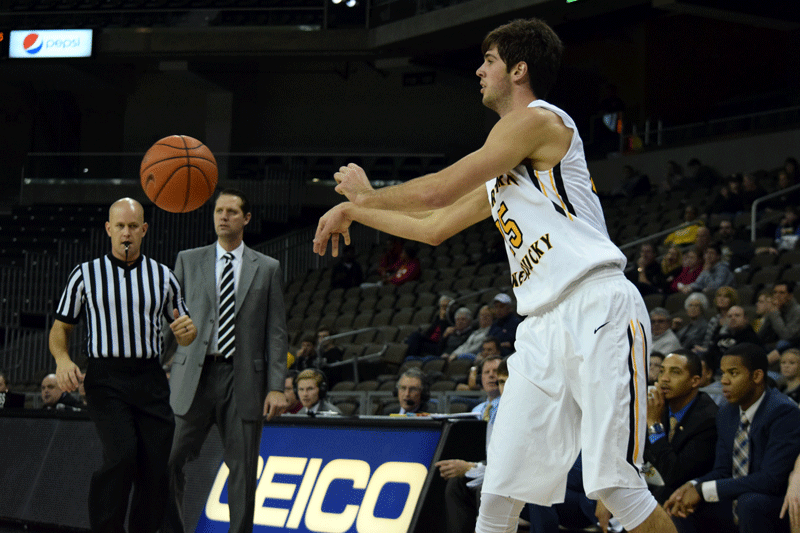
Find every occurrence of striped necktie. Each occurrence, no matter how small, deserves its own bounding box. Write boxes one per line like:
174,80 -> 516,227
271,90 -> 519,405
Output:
731,413 -> 750,524
218,253 -> 235,358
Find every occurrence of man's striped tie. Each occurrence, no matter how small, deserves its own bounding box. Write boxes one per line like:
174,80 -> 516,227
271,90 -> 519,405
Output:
731,413 -> 750,524
218,253 -> 236,358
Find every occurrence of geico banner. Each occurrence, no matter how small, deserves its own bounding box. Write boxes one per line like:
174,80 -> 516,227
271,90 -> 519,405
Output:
9,30 -> 93,58
197,424 -> 442,533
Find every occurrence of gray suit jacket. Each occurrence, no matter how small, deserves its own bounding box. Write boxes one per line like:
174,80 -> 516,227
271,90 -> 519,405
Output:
168,244 -> 287,421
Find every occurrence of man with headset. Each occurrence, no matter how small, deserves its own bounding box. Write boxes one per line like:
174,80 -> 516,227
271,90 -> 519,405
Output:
296,369 -> 342,415
384,367 -> 433,415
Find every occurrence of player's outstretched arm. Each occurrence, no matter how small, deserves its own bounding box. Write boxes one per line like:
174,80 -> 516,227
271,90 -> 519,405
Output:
334,107 -> 555,213
313,186 -> 491,257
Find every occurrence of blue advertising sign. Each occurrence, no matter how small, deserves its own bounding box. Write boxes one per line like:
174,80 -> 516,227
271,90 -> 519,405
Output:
196,424 -> 442,533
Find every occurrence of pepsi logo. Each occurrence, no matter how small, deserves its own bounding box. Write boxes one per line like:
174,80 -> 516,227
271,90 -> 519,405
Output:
23,33 -> 42,55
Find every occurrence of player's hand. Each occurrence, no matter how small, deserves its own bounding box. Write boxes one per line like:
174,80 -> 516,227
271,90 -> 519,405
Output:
595,500 -> 612,533
56,360 -> 84,393
434,459 -> 474,479
313,203 -> 352,257
334,163 -> 373,205
171,309 -> 197,346
264,390 -> 288,420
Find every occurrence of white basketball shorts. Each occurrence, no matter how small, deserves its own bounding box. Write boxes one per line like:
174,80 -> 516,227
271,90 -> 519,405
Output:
482,266 -> 651,503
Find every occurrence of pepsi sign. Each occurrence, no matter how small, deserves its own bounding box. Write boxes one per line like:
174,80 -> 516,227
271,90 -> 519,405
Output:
9,29 -> 92,58
196,424 -> 442,533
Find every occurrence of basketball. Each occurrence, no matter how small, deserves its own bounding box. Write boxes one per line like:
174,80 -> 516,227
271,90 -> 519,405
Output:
140,135 -> 218,213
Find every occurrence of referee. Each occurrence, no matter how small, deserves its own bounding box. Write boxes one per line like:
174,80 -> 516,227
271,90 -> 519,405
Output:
49,198 -> 197,533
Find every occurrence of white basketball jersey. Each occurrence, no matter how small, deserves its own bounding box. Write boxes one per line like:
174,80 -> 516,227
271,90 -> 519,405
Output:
486,99 -> 626,316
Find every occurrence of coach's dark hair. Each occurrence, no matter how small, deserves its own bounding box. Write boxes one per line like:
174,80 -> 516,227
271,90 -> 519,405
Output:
666,348 -> 702,379
217,188 -> 250,216
482,18 -> 564,100
723,343 -> 768,375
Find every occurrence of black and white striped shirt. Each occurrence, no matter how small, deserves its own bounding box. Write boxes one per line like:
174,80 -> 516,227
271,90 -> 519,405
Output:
55,253 -> 189,360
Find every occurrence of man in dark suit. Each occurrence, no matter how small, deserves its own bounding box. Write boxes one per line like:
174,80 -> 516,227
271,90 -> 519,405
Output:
165,189 -> 288,533
665,343 -> 800,533
644,349 -> 718,504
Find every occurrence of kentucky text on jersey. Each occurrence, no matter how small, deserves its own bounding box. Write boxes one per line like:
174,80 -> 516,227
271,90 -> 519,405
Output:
510,233 -> 553,287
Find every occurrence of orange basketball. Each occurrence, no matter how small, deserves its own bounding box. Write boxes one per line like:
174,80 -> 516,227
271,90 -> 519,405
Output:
140,135 -> 218,213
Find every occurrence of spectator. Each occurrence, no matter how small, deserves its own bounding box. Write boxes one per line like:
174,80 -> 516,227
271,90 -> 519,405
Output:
679,243 -> 734,295
664,206 -> 704,248
739,172 -> 768,212
440,307 -> 475,358
665,344 -> 800,532
0,370 -> 24,409
290,334 -> 318,372
704,305 -> 764,371
488,293 -> 521,355
316,325 -> 343,367
752,289 -> 774,334
436,358 -> 509,533
460,338 -> 503,392
661,160 -> 686,192
695,286 -> 739,356
774,207 -> 800,252
651,308 -> 682,356
362,242 -> 421,288
618,165 -> 651,198
330,244 -> 363,289
674,292 -> 709,350
760,282 -> 800,368
645,350 -> 719,504
698,358 -> 726,406
671,248 -> 703,294
767,171 -> 800,214
649,352 -> 665,386
778,348 -> 800,404
405,295 -> 454,359
376,237 -> 404,279
447,305 -> 493,361
661,245 -> 684,291
40,373 -> 82,410
284,370 -> 303,414
784,157 -> 800,183
685,158 -> 718,189
470,356 -> 503,421
296,369 -> 341,415
706,175 -> 744,218
694,227 -> 713,258
385,367 -> 432,415
628,242 -> 667,296
717,218 -> 754,271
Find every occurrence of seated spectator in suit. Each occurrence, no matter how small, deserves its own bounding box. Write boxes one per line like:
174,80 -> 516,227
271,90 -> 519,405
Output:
290,334 -> 319,372
645,350 -> 719,505
488,293 -> 521,355
439,307 -> 474,359
436,359 -> 508,533
717,219 -> 754,272
665,205 -> 705,248
664,343 -> 800,533
760,282 -> 800,368
679,243 -> 734,295
40,373 -> 82,410
671,248 -> 704,294
649,352 -> 665,386
0,370 -> 25,409
405,295 -> 454,359
458,338 -> 502,392
628,242 -> 668,296
330,244 -> 363,289
296,369 -> 341,415
652,307 -> 683,356
470,356 -> 503,421
284,370 -> 303,414
674,293 -> 710,351
384,368 -> 432,415
778,349 -> 800,404
446,305 -> 493,362
702,306 -> 763,371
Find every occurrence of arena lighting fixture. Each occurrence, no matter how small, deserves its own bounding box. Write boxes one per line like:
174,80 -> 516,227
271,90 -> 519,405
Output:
346,0 -> 357,6
331,0 -> 343,4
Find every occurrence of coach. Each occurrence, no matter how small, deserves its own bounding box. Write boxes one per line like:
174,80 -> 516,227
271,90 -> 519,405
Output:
165,189 -> 288,533
49,198 -> 197,533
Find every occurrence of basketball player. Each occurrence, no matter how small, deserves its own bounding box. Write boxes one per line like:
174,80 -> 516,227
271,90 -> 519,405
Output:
313,18 -> 675,533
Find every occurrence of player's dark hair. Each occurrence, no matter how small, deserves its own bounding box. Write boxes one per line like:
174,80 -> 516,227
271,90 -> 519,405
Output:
482,18 -> 564,100
217,188 -> 250,216
723,343 -> 768,375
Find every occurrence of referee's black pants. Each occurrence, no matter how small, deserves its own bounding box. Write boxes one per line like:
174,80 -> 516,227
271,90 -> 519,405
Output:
84,358 -> 175,533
